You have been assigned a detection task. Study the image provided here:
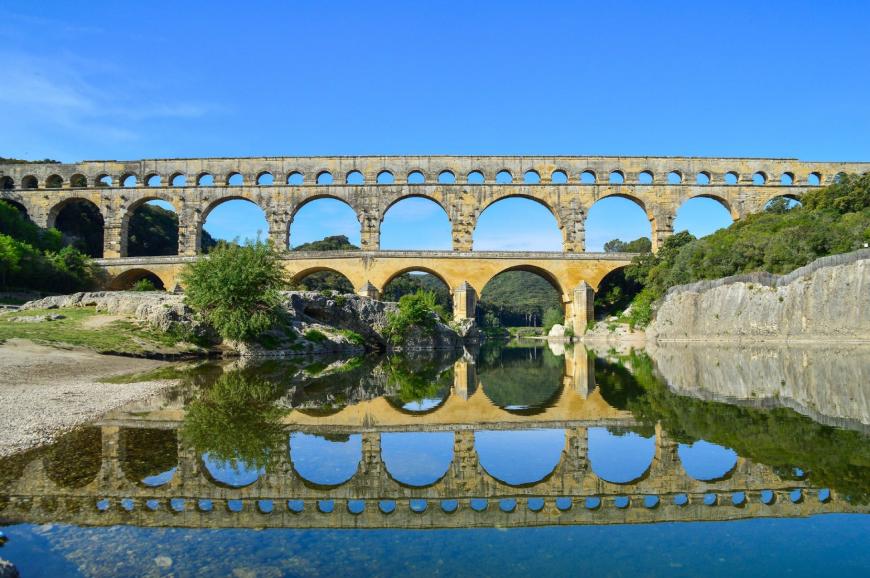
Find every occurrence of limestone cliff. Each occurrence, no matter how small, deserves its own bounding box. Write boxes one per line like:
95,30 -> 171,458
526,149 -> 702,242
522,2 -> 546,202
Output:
648,249 -> 870,342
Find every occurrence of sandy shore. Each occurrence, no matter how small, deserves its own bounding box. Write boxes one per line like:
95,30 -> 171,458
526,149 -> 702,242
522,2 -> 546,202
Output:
0,339 -> 179,458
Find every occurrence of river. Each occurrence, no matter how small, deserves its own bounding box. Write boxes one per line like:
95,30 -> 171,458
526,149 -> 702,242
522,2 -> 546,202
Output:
1,341 -> 868,577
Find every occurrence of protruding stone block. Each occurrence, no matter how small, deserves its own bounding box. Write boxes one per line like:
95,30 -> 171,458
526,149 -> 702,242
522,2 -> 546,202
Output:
357,281 -> 380,300
571,281 -> 595,334
453,281 -> 477,321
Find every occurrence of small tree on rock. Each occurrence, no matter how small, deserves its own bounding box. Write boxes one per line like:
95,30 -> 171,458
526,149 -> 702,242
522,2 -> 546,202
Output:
181,241 -> 287,341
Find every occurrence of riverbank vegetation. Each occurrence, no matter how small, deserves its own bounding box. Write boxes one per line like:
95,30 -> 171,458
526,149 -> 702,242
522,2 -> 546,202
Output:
607,174 -> 870,327
0,200 -> 101,293
0,306 -> 205,355
181,241 -> 288,341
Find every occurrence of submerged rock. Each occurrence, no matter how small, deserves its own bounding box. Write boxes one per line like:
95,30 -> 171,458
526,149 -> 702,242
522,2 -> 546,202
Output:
0,558 -> 19,578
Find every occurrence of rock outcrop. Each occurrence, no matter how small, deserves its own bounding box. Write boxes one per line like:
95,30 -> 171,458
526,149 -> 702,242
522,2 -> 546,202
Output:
648,250 -> 870,342
21,290 -> 466,357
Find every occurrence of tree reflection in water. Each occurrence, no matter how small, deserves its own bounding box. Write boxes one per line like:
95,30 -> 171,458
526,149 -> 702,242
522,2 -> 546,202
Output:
181,369 -> 288,481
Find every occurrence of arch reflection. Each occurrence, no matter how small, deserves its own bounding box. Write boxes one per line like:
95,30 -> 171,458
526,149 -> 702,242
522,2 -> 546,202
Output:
588,427 -> 656,484
290,432 -> 362,487
476,429 -> 565,486
381,432 -> 453,487
678,440 -> 739,482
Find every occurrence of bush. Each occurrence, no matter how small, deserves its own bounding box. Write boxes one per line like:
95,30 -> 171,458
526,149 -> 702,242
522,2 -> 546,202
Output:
542,308 -> 564,333
131,278 -> 158,291
385,290 -> 447,344
180,241 -> 287,341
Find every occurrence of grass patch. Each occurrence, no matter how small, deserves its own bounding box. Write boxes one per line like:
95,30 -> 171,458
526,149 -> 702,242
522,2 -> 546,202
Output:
0,306 -> 206,355
337,329 -> 365,346
304,329 -> 328,343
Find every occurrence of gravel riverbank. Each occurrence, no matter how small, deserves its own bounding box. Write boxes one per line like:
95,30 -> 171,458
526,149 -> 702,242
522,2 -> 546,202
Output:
0,339 -> 179,458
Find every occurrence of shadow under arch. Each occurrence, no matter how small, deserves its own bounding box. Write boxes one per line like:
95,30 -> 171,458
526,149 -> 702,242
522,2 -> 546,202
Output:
121,195 -> 180,257
43,427 -> 102,489
475,428 -> 566,487
48,197 -> 105,258
477,345 -> 566,415
481,263 -> 565,298
0,197 -> 29,219
107,268 -> 168,291
288,431 -> 362,489
119,428 -> 178,487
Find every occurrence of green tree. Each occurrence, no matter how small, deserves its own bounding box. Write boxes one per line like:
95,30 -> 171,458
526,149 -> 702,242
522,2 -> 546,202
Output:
292,234 -> 358,292
181,241 -> 287,341
385,290 -> 447,344
542,307 -> 564,332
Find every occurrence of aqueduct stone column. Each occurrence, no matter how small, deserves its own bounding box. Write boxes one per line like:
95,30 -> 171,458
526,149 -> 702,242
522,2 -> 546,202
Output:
452,357 -> 477,400
452,282 -> 477,321
570,281 -> 595,334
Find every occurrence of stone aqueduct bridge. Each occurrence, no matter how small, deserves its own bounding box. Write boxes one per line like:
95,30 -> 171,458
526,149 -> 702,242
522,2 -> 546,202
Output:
3,155 -> 868,328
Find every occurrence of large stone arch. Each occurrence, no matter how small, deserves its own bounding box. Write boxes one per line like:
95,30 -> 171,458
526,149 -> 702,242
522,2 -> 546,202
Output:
199,194 -> 269,251
377,265 -> 455,295
585,193 -> 653,252
47,196 -> 106,258
0,195 -> 30,219
121,195 -> 180,257
472,193 -> 566,252
477,263 -> 566,300
288,193 -> 361,249
107,268 -> 170,291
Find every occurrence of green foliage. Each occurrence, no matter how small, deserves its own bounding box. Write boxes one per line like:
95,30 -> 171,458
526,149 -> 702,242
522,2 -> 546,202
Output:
54,200 -> 104,257
181,370 -> 288,472
127,203 -> 218,256
603,237 -> 652,253
181,241 -> 287,342
542,307 -> 564,333
131,278 -> 158,291
478,270 -> 561,327
383,272 -> 452,312
385,356 -> 453,404
621,175 -> 870,327
602,352 -> 870,504
338,329 -> 365,345
385,290 -> 447,344
0,201 -> 99,292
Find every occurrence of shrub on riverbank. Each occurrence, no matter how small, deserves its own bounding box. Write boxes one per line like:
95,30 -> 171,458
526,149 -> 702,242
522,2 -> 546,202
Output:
384,290 -> 448,345
623,174 -> 870,327
181,241 -> 287,341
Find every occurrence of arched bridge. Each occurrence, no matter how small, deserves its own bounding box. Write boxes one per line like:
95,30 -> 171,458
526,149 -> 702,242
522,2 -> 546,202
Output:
3,155 -> 867,330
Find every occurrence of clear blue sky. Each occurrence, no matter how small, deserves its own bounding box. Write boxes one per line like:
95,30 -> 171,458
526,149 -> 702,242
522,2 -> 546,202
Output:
2,1 -> 868,250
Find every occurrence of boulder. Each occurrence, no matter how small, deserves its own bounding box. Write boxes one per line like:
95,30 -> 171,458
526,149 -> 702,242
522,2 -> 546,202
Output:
0,558 -> 19,578
548,324 -> 566,338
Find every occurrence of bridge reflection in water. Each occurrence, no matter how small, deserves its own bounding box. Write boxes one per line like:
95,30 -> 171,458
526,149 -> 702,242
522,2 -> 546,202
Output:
1,344 -> 866,530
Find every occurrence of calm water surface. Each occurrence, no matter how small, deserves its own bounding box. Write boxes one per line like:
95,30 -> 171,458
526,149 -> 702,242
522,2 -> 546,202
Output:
1,342 -> 868,577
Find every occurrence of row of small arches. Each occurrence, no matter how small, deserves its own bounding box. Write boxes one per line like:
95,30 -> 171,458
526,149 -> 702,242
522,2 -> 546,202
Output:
1,168 -> 840,190
94,488 -> 830,516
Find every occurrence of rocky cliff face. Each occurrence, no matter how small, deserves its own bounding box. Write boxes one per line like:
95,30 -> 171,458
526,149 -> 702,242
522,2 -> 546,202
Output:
648,343 -> 870,430
648,250 -> 870,342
